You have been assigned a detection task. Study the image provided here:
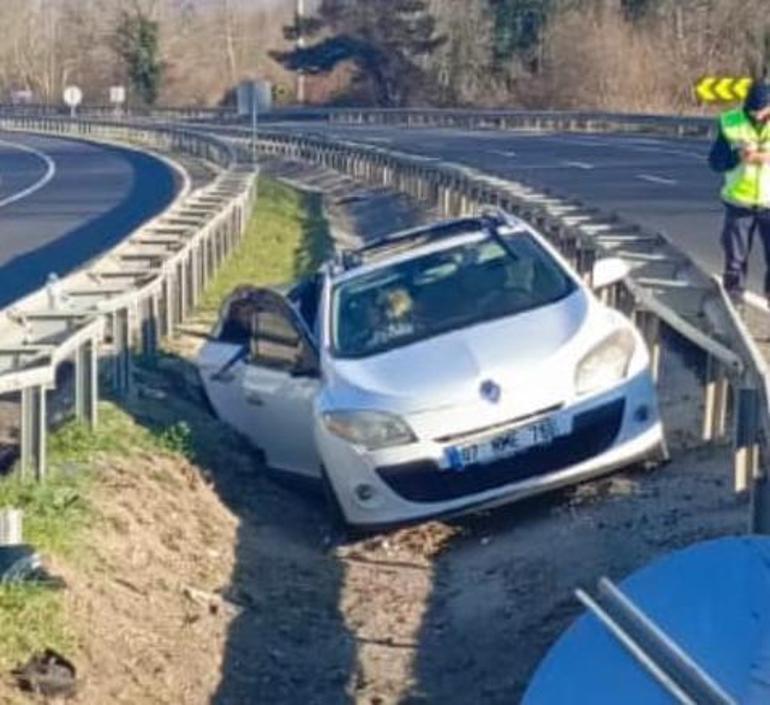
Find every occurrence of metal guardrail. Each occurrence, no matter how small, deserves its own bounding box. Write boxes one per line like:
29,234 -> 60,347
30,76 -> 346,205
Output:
323,108 -> 716,138
0,116 -> 256,478
0,103 -> 234,121
206,124 -> 768,530
166,105 -> 717,137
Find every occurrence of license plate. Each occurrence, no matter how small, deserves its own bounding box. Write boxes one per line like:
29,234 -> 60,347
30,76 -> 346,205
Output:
444,416 -> 571,471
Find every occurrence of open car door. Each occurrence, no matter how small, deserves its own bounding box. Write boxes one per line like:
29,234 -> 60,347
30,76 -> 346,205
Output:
198,287 -> 322,480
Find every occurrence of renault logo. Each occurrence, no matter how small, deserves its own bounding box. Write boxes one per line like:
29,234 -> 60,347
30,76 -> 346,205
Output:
480,380 -> 501,404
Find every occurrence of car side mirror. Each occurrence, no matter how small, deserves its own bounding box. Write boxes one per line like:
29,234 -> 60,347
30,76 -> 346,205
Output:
591,257 -> 630,291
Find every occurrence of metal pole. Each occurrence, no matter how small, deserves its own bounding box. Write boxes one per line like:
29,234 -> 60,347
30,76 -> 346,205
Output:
574,589 -> 697,705
251,81 -> 258,165
296,0 -> 306,104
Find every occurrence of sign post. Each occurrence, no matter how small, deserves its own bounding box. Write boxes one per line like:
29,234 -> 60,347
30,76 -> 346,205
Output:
63,85 -> 83,118
110,85 -> 126,118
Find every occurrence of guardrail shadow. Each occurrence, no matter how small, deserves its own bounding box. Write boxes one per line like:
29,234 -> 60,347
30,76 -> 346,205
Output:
111,353 -> 356,705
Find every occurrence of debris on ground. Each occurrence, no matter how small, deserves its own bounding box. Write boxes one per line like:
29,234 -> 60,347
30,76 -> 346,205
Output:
12,649 -> 77,699
0,546 -> 65,588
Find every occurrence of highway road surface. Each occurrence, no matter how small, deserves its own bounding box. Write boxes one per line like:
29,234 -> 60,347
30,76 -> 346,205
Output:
264,122 -> 751,296
0,132 -> 177,308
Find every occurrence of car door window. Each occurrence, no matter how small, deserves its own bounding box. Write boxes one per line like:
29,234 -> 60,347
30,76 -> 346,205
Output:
250,298 -> 318,375
216,287 -> 261,346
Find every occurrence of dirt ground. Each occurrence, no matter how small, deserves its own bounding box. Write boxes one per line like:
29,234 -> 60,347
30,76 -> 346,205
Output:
0,162 -> 752,705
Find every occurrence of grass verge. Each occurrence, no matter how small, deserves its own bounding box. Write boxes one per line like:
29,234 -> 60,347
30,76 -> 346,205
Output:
199,175 -> 330,318
0,174 -> 330,674
0,407 -> 200,670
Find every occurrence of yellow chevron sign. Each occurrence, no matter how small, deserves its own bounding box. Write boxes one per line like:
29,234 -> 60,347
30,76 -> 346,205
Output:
696,76 -> 753,103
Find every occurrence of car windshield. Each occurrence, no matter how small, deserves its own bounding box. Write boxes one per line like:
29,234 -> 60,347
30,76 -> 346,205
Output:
332,233 -> 577,358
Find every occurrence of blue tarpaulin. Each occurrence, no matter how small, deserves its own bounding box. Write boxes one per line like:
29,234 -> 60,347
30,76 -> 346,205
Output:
523,537 -> 770,704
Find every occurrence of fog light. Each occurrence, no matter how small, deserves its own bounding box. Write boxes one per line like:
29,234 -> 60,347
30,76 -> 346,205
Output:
355,483 -> 376,502
634,404 -> 651,423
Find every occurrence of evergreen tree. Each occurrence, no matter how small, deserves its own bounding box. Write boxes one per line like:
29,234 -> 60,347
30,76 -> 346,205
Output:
272,0 -> 445,107
489,0 -> 553,71
113,10 -> 165,106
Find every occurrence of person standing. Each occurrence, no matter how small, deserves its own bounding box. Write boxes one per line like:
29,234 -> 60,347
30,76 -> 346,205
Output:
709,83 -> 770,308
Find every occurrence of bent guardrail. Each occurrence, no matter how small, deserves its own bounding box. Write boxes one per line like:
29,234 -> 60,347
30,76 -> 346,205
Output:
0,116 -> 256,479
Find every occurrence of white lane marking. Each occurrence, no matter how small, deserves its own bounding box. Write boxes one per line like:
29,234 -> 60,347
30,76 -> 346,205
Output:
563,160 -> 594,170
490,150 -> 518,158
637,173 -> 678,186
0,138 -> 56,209
544,134 -> 702,160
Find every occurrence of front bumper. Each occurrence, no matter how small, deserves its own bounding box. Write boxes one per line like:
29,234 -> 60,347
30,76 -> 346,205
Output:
318,371 -> 663,527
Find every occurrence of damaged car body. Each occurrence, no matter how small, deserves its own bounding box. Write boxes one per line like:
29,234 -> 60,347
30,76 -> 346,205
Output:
198,212 -> 665,527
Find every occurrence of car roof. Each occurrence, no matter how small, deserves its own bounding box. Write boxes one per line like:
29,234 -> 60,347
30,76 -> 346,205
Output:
327,211 -> 527,281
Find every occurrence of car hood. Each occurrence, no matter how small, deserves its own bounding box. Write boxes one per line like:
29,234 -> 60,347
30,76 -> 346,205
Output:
324,290 -> 599,414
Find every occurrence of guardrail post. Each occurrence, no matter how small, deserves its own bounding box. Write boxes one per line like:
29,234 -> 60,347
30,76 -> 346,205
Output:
75,337 -> 98,429
112,307 -> 132,395
735,386 -> 760,494
142,295 -> 159,356
576,241 -> 597,286
702,355 -> 729,442
20,385 -> 46,480
633,309 -> 662,382
177,262 -> 187,322
750,417 -> 770,533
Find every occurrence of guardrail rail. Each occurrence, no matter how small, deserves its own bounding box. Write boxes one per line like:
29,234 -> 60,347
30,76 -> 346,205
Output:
0,116 -> 256,478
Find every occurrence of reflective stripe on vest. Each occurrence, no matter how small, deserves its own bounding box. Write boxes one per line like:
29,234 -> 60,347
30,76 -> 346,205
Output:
720,108 -> 770,208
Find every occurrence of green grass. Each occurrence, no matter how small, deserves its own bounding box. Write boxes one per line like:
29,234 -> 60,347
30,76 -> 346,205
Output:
199,176 -> 331,316
0,584 -> 72,673
0,406 -> 197,669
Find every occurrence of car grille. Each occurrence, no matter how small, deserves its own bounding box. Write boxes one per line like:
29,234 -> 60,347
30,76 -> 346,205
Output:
376,399 -> 625,503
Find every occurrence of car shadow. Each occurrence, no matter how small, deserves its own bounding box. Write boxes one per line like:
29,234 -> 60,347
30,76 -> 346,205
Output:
114,352 -> 356,705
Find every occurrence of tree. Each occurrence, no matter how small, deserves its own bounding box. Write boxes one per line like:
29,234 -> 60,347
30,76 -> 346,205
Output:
113,8 -> 164,105
271,0 -> 445,106
489,0 -> 553,71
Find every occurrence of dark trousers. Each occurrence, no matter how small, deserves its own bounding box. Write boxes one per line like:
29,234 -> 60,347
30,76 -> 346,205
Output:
721,202 -> 770,296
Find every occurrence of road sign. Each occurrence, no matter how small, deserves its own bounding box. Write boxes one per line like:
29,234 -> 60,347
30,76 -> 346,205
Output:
63,85 -> 82,108
109,86 -> 126,105
695,76 -> 753,103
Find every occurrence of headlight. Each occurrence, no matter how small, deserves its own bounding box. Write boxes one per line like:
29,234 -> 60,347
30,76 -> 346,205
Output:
575,329 -> 636,396
322,410 -> 417,450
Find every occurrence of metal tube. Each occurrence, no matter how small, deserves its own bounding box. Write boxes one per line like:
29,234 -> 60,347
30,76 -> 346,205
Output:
598,578 -> 736,705
575,589 -> 697,705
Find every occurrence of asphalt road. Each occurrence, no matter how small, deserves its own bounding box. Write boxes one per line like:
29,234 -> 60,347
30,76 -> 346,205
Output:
0,132 -> 178,308
266,122 -> 749,293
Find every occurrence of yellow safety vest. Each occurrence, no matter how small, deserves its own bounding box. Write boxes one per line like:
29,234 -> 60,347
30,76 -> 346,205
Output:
720,108 -> 770,208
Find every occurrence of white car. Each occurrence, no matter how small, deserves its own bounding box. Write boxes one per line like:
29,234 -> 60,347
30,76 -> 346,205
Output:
198,212 -> 665,528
